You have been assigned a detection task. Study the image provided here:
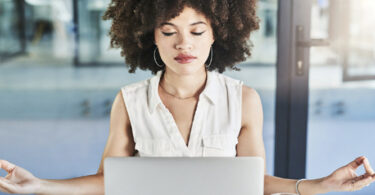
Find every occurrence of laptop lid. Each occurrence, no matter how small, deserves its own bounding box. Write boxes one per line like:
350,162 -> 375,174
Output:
104,157 -> 264,195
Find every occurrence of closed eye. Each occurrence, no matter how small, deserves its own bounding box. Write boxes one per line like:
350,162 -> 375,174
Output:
161,31 -> 206,36
162,32 -> 176,36
192,31 -> 206,36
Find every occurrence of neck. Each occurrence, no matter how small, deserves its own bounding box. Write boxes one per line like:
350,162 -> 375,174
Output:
160,67 -> 207,99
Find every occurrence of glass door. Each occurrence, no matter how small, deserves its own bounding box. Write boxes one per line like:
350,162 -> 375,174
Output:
306,0 -> 375,194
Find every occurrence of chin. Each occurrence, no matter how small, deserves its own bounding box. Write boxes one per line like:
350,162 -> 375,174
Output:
167,62 -> 205,76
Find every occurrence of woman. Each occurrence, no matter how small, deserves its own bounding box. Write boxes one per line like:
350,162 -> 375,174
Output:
1,0 -> 374,194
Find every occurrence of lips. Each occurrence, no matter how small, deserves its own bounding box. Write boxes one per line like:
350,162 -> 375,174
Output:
174,54 -> 197,64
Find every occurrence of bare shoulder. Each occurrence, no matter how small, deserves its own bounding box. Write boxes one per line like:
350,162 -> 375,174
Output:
242,85 -> 261,103
241,85 -> 263,129
111,90 -> 130,127
237,85 -> 265,160
97,90 -> 134,174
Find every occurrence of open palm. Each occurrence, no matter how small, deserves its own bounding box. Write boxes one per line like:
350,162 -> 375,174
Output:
0,160 -> 41,194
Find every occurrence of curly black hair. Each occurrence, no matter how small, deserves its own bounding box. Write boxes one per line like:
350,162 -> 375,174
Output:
102,0 -> 259,74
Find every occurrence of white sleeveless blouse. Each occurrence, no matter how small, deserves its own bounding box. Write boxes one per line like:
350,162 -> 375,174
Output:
121,70 -> 243,157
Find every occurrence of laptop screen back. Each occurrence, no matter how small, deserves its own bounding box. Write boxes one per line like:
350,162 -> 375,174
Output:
104,157 -> 264,195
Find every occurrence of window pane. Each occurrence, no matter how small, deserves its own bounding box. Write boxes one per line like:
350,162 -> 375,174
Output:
224,0 -> 278,175
0,0 -> 22,56
307,1 -> 375,194
77,0 -> 123,64
346,1 -> 375,78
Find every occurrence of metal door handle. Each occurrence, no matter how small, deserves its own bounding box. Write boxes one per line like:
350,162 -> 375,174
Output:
297,38 -> 330,47
295,25 -> 330,76
296,25 -> 330,47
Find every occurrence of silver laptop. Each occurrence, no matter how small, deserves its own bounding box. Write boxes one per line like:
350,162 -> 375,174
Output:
104,157 -> 264,195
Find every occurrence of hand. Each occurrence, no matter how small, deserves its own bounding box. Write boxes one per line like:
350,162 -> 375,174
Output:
0,160 -> 41,194
322,156 -> 375,192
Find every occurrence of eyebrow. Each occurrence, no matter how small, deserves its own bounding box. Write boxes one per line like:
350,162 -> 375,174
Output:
160,21 -> 207,27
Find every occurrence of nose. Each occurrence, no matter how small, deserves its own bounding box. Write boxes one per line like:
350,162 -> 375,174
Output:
175,33 -> 193,51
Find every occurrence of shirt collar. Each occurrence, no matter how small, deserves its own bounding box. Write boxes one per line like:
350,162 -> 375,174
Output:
148,70 -> 163,114
201,70 -> 218,105
148,70 -> 218,114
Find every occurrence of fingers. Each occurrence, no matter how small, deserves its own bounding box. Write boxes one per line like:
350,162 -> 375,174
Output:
0,186 -> 11,194
348,156 -> 375,175
0,160 -> 17,193
0,160 -> 16,173
0,177 -> 15,193
350,174 -> 375,191
363,157 -> 375,175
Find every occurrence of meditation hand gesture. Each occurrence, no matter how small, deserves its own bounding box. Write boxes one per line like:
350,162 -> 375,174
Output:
0,160 -> 41,194
322,156 -> 375,192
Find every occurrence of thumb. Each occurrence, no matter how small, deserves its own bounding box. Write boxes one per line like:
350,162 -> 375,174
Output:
0,160 -> 16,173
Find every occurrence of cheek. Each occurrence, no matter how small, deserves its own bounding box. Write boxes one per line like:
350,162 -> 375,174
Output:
155,35 -> 173,57
157,42 -> 174,57
154,31 -> 170,46
156,43 -> 175,63
198,38 -> 213,52
198,32 -> 214,50
154,33 -> 162,47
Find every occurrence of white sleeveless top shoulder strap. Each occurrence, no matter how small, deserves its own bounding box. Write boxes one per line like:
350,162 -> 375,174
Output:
121,70 -> 243,157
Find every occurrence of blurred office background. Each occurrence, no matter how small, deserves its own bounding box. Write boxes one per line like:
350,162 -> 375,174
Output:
0,0 -> 374,194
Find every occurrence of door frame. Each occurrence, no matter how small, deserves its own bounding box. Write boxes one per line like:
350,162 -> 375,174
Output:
274,0 -> 312,179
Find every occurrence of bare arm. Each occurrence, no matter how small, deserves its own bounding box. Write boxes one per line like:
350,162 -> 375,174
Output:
0,91 -> 135,195
237,86 -> 375,195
